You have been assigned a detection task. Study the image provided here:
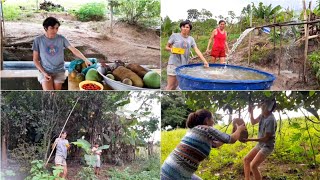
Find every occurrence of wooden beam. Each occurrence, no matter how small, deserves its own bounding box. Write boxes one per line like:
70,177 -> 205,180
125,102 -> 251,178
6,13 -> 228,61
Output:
279,26 -> 282,75
254,19 -> 320,29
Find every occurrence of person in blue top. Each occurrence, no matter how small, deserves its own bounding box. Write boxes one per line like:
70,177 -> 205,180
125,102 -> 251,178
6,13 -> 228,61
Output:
32,17 -> 92,90
244,98 -> 277,180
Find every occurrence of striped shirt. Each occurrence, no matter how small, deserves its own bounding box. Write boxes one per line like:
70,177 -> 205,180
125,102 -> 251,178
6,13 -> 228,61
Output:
161,125 -> 231,180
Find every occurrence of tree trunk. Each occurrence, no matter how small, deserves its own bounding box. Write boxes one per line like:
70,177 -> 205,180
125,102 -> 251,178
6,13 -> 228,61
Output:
1,134 -> 8,166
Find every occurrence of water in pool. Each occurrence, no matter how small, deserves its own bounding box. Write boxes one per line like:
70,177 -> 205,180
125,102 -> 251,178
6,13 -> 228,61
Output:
179,66 -> 268,80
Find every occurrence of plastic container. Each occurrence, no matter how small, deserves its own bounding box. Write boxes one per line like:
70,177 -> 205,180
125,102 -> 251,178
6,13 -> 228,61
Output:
175,63 -> 276,90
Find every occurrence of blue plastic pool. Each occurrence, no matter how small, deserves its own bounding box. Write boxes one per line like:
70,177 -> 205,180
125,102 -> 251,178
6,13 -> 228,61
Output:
176,63 -> 276,90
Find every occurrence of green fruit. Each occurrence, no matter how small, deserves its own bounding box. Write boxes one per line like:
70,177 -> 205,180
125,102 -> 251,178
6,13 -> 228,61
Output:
143,71 -> 160,88
122,78 -> 133,86
75,73 -> 85,82
85,69 -> 102,82
106,74 -> 115,80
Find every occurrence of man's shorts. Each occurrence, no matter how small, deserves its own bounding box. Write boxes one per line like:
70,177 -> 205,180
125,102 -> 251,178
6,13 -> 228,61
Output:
211,48 -> 226,58
55,155 -> 67,166
167,64 -> 177,76
255,144 -> 274,157
38,71 -> 66,84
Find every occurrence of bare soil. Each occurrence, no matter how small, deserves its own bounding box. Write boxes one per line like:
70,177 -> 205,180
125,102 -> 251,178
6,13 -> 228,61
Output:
3,12 -> 160,68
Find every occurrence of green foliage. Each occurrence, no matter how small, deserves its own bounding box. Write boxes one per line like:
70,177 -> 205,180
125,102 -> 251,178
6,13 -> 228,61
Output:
116,0 -> 160,27
252,2 -> 282,23
161,118 -> 320,179
108,155 -> 160,179
308,50 -> 320,83
3,4 -> 22,21
76,167 -> 97,180
25,160 -> 63,180
72,139 -> 109,167
161,92 -> 191,129
75,3 -> 106,22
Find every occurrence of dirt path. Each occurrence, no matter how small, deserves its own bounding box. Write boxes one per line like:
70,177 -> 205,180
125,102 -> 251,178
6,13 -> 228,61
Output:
4,14 -> 160,68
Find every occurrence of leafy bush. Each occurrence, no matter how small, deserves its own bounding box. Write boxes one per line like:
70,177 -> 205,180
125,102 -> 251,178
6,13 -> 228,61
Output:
25,160 -> 63,180
108,155 -> 160,180
39,1 -> 64,12
308,50 -> 320,83
3,4 -> 22,21
75,3 -> 106,22
116,0 -> 160,27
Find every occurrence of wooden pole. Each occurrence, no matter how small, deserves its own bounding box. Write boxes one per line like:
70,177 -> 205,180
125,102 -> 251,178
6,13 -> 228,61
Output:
303,0 -> 310,82
279,26 -> 282,75
273,16 -> 276,58
45,97 -> 80,167
248,7 -> 253,65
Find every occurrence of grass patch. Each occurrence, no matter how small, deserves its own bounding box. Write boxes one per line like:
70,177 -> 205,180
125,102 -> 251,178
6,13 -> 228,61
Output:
108,155 -> 160,180
161,118 -> 320,179
3,4 -> 22,21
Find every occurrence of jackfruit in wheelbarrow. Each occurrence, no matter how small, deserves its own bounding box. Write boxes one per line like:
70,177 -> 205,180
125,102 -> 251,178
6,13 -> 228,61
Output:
126,63 -> 148,78
112,66 -> 144,87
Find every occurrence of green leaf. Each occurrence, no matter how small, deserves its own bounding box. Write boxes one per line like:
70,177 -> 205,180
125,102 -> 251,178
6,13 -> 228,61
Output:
84,154 -> 97,167
97,145 -> 110,150
264,91 -> 272,97
309,91 -> 315,97
290,133 -> 301,141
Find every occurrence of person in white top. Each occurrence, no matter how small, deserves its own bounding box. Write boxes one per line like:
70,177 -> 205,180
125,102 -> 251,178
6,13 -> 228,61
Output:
92,142 -> 102,175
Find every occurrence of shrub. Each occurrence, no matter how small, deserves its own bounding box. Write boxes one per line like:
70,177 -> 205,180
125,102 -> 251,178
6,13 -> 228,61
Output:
3,4 -> 22,21
308,50 -> 320,83
75,3 -> 106,22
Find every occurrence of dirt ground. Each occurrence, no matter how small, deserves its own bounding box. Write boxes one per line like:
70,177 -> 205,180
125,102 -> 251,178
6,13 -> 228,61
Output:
3,12 -> 160,68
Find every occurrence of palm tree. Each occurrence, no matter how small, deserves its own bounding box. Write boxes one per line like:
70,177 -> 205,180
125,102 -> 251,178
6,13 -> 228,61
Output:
252,2 -> 282,23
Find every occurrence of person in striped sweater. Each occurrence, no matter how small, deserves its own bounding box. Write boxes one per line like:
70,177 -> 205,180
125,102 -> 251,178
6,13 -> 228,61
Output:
161,109 -> 246,180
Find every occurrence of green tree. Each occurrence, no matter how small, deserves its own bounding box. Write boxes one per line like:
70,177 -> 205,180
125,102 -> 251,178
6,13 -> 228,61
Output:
252,2 -> 282,23
187,9 -> 200,22
116,0 -> 160,27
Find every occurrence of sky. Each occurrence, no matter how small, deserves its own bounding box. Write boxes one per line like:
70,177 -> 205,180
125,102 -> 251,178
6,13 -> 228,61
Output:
161,0 -> 316,21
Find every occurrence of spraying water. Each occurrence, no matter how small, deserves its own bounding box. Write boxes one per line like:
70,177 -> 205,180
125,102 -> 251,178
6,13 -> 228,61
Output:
226,27 -> 255,64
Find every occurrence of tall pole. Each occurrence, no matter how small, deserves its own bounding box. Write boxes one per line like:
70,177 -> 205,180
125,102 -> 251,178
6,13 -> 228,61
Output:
248,3 -> 253,65
45,97 -> 80,167
303,0 -> 310,82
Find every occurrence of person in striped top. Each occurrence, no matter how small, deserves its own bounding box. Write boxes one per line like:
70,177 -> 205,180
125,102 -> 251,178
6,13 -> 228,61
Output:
161,109 -> 246,180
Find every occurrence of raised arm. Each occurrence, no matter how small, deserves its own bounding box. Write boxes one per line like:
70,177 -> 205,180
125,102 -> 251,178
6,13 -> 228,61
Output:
248,105 -> 260,125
